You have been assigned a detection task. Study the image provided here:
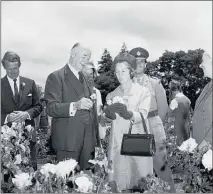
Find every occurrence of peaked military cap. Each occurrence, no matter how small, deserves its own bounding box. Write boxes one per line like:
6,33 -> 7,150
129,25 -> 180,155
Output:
129,47 -> 149,59
113,52 -> 137,69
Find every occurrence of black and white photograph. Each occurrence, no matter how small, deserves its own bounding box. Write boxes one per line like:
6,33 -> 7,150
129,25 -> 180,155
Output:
1,1 -> 212,193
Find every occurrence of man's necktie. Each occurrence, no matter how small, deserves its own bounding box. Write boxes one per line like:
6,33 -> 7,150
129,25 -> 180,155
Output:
78,72 -> 84,84
13,78 -> 19,104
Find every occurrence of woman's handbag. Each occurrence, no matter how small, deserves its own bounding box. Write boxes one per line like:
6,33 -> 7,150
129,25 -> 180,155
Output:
120,112 -> 156,156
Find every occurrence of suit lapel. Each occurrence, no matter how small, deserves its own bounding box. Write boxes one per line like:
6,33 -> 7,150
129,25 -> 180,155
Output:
195,81 -> 212,110
2,76 -> 17,104
64,64 -> 83,98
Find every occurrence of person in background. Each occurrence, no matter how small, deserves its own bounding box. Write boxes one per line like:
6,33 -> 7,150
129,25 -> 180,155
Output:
129,47 -> 176,192
169,78 -> 191,146
82,62 -> 103,116
1,51 -> 42,171
82,62 -> 103,141
102,52 -> 153,191
192,51 -> 212,148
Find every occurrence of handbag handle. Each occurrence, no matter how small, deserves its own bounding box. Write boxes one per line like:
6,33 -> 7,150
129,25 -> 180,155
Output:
128,112 -> 148,134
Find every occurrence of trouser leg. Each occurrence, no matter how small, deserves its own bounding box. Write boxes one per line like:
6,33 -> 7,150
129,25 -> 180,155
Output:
153,142 -> 176,193
30,140 -> 37,171
79,121 -> 95,170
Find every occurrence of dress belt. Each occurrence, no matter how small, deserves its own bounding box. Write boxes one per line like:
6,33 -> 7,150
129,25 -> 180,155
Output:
148,110 -> 158,118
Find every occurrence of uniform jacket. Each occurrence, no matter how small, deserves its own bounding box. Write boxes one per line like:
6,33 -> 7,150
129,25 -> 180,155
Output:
134,74 -> 168,121
134,74 -> 168,143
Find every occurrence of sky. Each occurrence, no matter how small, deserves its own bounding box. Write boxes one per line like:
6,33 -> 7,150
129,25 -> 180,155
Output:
1,1 -> 212,88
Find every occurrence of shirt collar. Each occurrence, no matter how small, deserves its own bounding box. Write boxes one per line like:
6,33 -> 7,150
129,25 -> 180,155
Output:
68,63 -> 79,79
7,75 -> 20,83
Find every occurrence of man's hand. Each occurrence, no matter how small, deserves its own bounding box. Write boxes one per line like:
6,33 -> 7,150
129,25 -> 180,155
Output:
75,97 -> 93,110
7,112 -> 18,123
10,111 -> 30,123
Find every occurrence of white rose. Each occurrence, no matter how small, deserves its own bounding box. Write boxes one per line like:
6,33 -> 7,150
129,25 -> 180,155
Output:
112,96 -> 124,104
25,125 -> 33,132
40,163 -> 57,176
56,159 -> 78,178
75,176 -> 93,193
14,154 -> 22,165
1,125 -> 16,140
202,149 -> 212,171
12,173 -> 32,190
178,137 -> 198,153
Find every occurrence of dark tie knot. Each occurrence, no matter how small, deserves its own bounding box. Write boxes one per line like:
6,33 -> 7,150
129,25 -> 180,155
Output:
13,78 -> 17,83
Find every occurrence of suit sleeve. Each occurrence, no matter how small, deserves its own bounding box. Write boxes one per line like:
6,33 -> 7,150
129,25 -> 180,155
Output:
155,80 -> 168,121
44,73 -> 71,118
26,80 -> 42,119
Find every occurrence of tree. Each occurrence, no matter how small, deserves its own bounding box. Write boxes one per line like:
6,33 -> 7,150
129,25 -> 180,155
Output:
120,42 -> 128,53
95,49 -> 119,105
145,49 -> 210,109
97,49 -> 113,75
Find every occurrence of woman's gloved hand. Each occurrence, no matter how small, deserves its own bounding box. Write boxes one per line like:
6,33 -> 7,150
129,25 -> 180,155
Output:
103,103 -> 127,120
114,103 -> 133,120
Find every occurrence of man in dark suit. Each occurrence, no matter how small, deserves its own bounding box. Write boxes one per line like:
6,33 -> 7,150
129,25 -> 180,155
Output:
192,51 -> 212,148
1,51 -> 42,170
44,43 -> 99,170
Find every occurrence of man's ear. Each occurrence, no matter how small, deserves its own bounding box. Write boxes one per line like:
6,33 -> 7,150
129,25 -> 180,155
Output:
71,48 -> 76,57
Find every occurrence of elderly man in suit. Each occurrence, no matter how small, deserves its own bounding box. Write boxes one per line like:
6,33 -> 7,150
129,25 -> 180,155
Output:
1,51 -> 42,170
129,47 -> 176,192
44,43 -> 99,170
192,51 -> 212,148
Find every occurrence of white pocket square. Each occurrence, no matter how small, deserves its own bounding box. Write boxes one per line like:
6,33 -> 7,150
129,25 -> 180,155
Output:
27,93 -> 32,97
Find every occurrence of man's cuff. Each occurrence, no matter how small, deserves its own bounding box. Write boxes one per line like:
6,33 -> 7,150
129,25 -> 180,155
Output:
26,112 -> 31,120
70,102 -> 77,116
4,115 -> 9,124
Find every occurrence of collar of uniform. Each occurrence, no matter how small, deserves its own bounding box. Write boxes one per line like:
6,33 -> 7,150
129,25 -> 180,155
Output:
68,63 -> 79,79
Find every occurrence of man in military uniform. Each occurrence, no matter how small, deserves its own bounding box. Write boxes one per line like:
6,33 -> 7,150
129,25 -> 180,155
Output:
129,47 -> 176,192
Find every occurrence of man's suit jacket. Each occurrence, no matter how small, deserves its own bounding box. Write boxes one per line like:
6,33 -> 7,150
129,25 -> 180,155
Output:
192,81 -> 212,145
1,76 -> 42,141
44,64 -> 98,152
